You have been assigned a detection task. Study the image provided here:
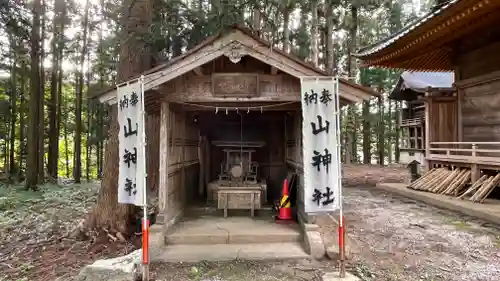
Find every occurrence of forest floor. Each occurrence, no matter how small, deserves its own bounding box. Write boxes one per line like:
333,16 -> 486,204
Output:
1,165 -> 499,281
0,181 -> 139,281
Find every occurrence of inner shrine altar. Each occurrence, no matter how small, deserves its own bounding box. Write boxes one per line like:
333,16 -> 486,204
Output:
207,143 -> 267,217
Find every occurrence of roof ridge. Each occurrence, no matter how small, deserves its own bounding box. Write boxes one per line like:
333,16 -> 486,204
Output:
355,0 -> 459,57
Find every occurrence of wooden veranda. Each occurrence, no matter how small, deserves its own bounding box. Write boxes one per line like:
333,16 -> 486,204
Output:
357,0 -> 500,203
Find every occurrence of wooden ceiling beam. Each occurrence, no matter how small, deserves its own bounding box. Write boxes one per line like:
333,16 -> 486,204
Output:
193,66 -> 203,76
270,66 -> 278,75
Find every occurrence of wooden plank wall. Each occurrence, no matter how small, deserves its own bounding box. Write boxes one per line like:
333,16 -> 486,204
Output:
285,110 -> 308,223
146,114 -> 160,193
428,98 -> 458,143
158,102 -> 200,230
457,40 -> 500,80
455,36 -> 500,142
459,77 -> 500,142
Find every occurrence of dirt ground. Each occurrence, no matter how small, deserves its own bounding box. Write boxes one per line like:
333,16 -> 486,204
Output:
148,165 -> 500,281
0,182 -> 139,281
150,259 -> 334,281
2,165 -> 500,281
316,164 -> 500,281
342,164 -> 408,186
334,187 -> 500,281
148,187 -> 500,281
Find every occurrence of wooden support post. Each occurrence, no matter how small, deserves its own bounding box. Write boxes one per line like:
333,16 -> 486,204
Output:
224,193 -> 228,218
471,163 -> 480,183
251,193 -> 255,217
198,135 -> 204,198
181,112 -> 186,206
158,101 -> 170,224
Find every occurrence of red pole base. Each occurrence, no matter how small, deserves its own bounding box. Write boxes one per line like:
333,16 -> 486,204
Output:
142,218 -> 149,264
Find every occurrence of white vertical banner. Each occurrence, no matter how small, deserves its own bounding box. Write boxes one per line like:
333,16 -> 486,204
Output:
117,80 -> 145,206
301,77 -> 341,213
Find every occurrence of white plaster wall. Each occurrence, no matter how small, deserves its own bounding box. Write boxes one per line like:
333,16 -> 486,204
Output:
399,151 -> 426,166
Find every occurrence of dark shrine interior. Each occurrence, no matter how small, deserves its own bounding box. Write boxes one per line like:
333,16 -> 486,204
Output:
185,109 -> 294,205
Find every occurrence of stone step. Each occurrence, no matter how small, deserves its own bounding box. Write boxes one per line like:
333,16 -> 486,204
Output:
166,228 -> 301,245
153,242 -> 309,263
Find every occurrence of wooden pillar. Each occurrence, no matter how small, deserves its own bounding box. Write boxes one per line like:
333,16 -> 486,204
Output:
181,111 -> 186,206
158,101 -> 170,221
471,164 -> 479,183
205,139 -> 211,186
457,89 -> 463,142
424,95 -> 431,170
198,135 -> 204,197
455,65 -> 463,142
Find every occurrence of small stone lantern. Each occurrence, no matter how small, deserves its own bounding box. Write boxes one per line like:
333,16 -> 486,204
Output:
407,160 -> 421,182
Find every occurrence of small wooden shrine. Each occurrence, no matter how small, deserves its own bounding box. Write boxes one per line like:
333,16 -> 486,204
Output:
94,25 -> 377,235
389,71 -> 455,167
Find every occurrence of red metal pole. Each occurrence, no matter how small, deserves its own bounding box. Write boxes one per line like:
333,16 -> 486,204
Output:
339,216 -> 345,277
142,218 -> 150,280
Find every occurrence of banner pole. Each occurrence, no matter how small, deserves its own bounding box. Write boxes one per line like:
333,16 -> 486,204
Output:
335,77 -> 345,278
140,75 -> 150,281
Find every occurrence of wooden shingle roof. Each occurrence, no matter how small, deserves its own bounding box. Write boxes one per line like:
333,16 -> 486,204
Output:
355,0 -> 500,71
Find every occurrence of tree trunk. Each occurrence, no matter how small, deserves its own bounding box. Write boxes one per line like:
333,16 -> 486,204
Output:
345,109 -> 352,164
345,3 -> 359,165
48,0 -> 64,182
74,0 -> 90,183
310,0 -> 318,66
64,100 -> 70,178
395,101 -> 401,163
362,100 -> 371,164
86,49 -> 92,181
351,109 -> 358,162
377,89 -> 385,166
57,54 -> 64,177
86,106 -> 132,233
282,2 -> 291,53
9,42 -> 17,180
325,0 -> 334,74
253,3 -> 261,36
26,0 -> 42,190
38,0 -> 46,184
388,99 -> 393,164
19,64 -> 27,180
85,0 -> 152,233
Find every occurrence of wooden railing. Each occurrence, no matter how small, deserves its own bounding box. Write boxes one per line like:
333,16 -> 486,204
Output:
428,142 -> 500,165
401,116 -> 424,127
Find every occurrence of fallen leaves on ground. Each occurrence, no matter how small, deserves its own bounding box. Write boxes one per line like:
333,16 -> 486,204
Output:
0,182 -> 139,281
342,164 -> 407,186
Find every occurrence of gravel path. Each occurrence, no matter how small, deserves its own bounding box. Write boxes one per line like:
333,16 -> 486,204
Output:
342,187 -> 500,281
149,185 -> 500,281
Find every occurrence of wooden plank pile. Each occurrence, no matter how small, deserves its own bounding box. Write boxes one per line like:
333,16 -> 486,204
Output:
408,168 -> 500,203
459,173 -> 500,203
408,168 -> 470,195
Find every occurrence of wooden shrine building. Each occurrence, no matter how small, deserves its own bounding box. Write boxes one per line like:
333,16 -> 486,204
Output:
390,71 -> 454,167
95,25 -> 377,241
356,0 -> 500,202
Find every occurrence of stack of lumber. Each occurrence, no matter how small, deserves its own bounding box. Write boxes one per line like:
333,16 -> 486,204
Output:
408,168 -> 471,196
459,173 -> 500,203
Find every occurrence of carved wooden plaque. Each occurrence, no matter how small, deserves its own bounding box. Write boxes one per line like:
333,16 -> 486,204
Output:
212,73 -> 259,97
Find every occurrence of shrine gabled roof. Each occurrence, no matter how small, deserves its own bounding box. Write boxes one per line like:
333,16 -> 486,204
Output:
389,71 -> 455,100
93,25 -> 379,105
355,0 -> 500,71
356,0 -> 459,58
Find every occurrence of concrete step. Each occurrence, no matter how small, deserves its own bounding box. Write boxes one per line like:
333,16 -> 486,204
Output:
166,228 -> 301,245
153,242 -> 309,263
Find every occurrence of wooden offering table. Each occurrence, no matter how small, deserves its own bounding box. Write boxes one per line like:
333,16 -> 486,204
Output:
216,187 -> 263,217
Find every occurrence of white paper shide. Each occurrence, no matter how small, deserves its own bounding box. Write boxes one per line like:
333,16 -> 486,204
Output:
301,77 -> 341,213
117,81 -> 145,206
